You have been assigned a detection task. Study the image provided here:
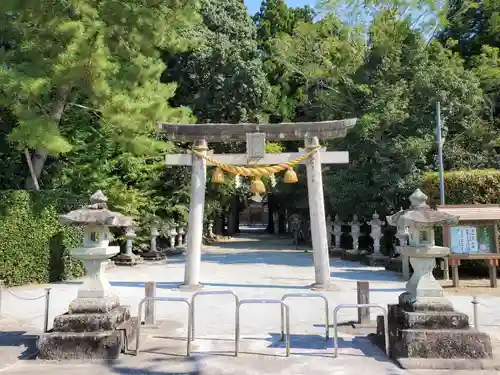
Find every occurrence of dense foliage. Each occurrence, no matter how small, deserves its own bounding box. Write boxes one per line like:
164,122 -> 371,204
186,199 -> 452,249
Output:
422,170 -> 500,206
0,0 -> 499,285
0,190 -> 85,287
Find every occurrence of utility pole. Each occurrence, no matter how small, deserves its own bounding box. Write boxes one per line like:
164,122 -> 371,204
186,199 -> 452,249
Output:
436,102 -> 445,205
436,101 -> 449,281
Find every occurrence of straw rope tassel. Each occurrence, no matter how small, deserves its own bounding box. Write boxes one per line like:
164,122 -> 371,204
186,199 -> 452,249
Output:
190,146 -> 321,177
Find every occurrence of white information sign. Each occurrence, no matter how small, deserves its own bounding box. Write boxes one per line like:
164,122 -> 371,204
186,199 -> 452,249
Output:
450,226 -> 478,254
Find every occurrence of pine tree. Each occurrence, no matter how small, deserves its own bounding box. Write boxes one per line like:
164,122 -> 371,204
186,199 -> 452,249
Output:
0,0 -> 200,188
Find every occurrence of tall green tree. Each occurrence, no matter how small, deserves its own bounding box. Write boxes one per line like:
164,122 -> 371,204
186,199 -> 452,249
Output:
163,0 -> 269,123
0,0 -> 199,189
440,0 -> 500,59
325,11 -> 499,216
253,0 -> 316,122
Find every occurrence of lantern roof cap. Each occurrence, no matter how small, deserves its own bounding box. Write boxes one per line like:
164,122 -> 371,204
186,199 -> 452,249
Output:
59,190 -> 134,227
387,189 -> 459,227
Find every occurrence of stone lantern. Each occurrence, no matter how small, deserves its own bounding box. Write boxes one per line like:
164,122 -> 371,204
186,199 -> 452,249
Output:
366,211 -> 388,266
378,189 -> 493,366
169,226 -> 178,248
330,214 -> 344,257
142,223 -> 165,260
114,226 -> 142,266
326,215 -> 333,249
39,190 -> 136,360
177,227 -> 186,247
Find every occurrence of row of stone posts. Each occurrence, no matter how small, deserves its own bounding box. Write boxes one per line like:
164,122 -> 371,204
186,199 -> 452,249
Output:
288,211 -> 416,276
114,224 -> 188,266
324,213 -> 385,255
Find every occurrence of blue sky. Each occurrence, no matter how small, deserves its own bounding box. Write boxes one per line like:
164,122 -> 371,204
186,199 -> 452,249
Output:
244,0 -> 317,15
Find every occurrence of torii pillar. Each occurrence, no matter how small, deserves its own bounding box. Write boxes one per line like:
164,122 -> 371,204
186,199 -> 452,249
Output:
160,119 -> 357,291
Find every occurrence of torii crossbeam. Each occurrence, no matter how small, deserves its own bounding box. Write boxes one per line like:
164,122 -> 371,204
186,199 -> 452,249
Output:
160,119 -> 357,291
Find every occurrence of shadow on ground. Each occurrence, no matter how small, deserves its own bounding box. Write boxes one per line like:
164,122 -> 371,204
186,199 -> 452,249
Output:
0,331 -> 38,360
331,268 -> 402,282
110,281 -> 310,290
109,356 -> 202,375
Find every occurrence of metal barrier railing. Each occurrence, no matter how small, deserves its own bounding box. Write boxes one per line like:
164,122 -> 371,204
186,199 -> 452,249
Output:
332,303 -> 389,358
280,293 -> 329,341
135,296 -> 192,356
236,299 -> 290,357
190,290 -> 239,342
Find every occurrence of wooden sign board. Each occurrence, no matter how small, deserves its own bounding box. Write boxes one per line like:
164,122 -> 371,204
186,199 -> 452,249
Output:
437,204 -> 500,288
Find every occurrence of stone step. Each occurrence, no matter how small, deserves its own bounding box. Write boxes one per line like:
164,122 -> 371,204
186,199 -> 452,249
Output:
398,310 -> 470,330
53,306 -> 131,332
394,328 -> 492,359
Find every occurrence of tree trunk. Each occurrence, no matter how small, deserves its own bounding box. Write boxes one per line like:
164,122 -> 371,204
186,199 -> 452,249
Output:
278,209 -> 286,234
267,194 -> 275,233
25,84 -> 72,190
227,195 -> 239,235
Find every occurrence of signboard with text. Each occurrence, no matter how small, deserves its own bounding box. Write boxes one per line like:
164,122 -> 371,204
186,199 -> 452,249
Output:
449,225 -> 496,254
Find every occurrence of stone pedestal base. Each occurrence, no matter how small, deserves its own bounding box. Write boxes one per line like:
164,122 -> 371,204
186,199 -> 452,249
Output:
361,253 -> 390,267
163,246 -> 185,256
69,295 -> 120,314
341,249 -> 363,262
178,283 -> 204,292
142,250 -> 166,261
385,257 -> 403,272
309,282 -> 340,291
376,304 -> 493,368
38,305 -> 136,360
328,247 -> 344,258
114,253 -> 143,266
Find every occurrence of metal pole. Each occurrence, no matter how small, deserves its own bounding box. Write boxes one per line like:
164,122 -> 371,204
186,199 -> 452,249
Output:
235,304 -> 240,356
436,101 -> 445,205
136,299 -> 144,356
0,280 -> 3,318
472,296 -> 479,331
44,288 -> 51,333
436,101 -> 450,281
285,305 -> 290,356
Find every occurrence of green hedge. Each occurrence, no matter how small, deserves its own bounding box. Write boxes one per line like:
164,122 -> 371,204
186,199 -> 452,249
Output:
0,190 -> 85,287
421,170 -> 500,277
421,169 -> 500,205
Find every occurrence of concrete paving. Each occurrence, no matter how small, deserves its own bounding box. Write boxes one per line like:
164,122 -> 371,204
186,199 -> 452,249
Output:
1,230 -> 500,374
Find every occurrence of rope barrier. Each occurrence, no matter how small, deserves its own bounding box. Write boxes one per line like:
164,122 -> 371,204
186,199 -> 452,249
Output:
0,281 -> 52,332
4,289 -> 48,301
190,146 -> 321,177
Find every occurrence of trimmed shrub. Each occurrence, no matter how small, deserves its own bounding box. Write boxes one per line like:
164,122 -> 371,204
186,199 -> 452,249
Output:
0,190 -> 85,287
421,169 -> 500,277
421,169 -> 500,205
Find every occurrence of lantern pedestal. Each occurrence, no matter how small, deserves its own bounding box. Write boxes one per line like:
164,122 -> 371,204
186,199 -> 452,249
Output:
377,304 -> 493,368
38,245 -> 136,360
114,252 -> 142,266
328,246 -> 345,258
378,247 -> 493,367
398,245 -> 453,312
376,189 -> 494,368
363,253 -> 390,267
342,249 -> 363,262
38,191 -> 136,360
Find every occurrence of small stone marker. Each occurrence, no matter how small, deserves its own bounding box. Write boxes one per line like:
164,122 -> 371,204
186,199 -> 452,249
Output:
145,281 -> 156,325
357,281 -> 370,325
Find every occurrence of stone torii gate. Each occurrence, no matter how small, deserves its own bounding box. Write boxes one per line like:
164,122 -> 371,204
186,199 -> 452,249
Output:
160,119 -> 357,291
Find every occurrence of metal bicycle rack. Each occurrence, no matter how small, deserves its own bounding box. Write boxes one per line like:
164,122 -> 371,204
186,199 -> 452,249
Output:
235,299 -> 290,357
190,290 -> 239,341
332,303 -> 389,358
135,296 -> 193,356
280,293 -> 329,341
